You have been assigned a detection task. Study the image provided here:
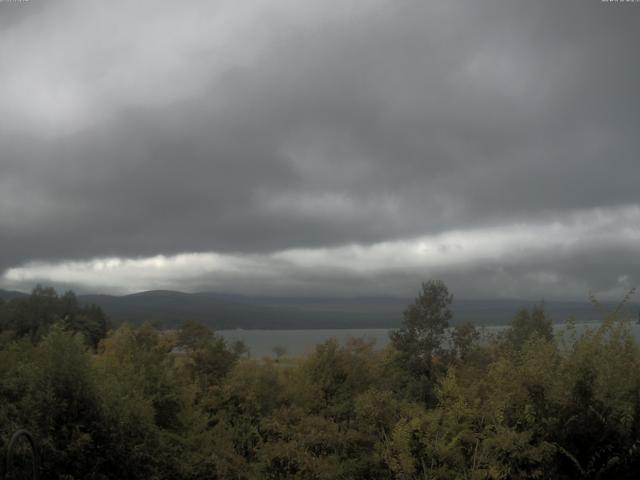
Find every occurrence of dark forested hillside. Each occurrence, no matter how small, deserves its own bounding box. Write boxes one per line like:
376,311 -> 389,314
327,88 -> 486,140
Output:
76,291 -> 407,329
0,288 -> 28,301
60,290 -> 640,329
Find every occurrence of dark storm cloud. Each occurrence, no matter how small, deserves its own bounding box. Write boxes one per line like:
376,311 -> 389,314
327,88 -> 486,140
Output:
1,0 -> 639,298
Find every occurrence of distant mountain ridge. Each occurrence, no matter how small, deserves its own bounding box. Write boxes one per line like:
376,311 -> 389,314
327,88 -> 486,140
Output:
1,288 -> 636,329
76,290 -> 410,329
0,289 -> 28,301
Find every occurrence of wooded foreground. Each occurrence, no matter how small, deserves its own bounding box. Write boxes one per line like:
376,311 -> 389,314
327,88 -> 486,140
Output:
1,283 -> 639,479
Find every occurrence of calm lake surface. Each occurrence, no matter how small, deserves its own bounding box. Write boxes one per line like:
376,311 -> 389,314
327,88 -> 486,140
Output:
219,322 -> 640,358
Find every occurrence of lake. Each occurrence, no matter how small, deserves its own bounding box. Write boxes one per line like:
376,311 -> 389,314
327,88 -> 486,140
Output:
218,322 -> 640,358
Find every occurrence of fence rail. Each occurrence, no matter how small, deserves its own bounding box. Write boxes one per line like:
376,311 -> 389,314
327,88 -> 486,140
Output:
2,429 -> 39,480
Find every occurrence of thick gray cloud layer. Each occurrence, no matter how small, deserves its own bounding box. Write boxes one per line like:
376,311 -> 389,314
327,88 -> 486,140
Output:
1,0 -> 639,298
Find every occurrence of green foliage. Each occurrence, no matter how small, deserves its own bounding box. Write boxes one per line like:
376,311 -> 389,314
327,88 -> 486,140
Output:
391,279 -> 453,356
177,322 -> 240,384
451,321 -> 481,362
2,284 -> 640,479
503,304 -> 553,351
389,279 -> 453,404
0,286 -> 109,347
177,319 -> 214,350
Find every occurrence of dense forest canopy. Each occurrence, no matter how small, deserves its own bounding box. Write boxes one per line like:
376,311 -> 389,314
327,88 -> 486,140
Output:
0,282 -> 639,479
0,285 -> 109,348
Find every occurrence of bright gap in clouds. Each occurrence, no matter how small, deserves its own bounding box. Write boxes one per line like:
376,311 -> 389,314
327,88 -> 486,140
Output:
3,205 -> 639,299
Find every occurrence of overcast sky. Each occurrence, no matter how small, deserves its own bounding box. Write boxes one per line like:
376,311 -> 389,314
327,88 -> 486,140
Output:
1,0 -> 639,299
